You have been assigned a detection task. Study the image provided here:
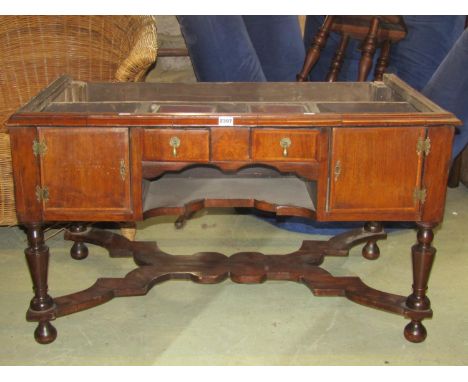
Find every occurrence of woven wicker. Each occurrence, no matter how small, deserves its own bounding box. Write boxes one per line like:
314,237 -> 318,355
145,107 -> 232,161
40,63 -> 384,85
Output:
0,16 -> 158,225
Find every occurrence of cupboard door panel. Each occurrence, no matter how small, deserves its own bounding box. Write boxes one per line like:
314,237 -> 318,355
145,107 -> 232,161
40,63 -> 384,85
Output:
39,127 -> 132,220
328,127 -> 425,216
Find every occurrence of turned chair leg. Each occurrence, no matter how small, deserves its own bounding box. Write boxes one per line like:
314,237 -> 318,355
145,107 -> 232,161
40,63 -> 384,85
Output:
374,39 -> 391,81
404,223 -> 436,343
297,16 -> 334,82
448,152 -> 462,188
358,16 -> 380,81
326,34 -> 350,82
25,223 -> 57,344
70,224 -> 89,260
362,221 -> 383,260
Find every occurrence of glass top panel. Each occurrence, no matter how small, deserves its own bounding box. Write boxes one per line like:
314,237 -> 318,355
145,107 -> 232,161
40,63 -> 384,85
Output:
27,77 -> 437,114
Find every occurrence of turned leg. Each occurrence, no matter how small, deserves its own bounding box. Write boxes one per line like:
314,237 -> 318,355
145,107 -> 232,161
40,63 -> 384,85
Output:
70,224 -> 89,260
358,17 -> 380,81
362,221 -> 382,260
374,40 -> 391,81
404,223 -> 436,343
297,16 -> 334,82
25,223 -> 57,344
326,34 -> 349,82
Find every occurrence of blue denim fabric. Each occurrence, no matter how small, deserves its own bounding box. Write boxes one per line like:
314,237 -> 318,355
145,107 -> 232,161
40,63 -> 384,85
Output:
177,16 -> 305,81
389,16 -> 465,91
422,29 -> 468,158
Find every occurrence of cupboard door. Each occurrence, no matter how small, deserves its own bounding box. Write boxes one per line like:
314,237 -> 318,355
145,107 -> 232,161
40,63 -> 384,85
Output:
38,127 -> 132,221
328,127 -> 425,219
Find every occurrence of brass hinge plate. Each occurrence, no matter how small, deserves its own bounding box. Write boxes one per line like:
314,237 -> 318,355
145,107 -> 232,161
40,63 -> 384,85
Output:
32,139 -> 47,157
416,137 -> 431,156
119,159 -> 127,181
35,185 -> 49,203
413,188 -> 427,204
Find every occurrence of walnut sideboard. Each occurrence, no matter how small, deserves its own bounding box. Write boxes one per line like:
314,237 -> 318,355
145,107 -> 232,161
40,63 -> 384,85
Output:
7,74 -> 460,344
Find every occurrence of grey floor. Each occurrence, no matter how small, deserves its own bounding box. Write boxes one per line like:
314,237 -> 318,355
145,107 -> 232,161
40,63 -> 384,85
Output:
0,186 -> 467,365
1,17 -> 467,365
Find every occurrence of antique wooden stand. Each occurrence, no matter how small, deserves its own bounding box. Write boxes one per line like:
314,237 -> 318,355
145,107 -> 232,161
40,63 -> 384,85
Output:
7,75 -> 459,344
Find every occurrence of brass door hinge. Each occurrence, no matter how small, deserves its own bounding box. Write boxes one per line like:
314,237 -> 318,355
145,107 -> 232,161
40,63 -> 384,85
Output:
32,139 -> 47,157
119,159 -> 127,181
35,185 -> 49,203
416,137 -> 431,156
413,187 -> 427,204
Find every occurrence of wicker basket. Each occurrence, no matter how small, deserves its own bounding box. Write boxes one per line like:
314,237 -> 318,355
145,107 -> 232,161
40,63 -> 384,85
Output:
0,16 -> 158,225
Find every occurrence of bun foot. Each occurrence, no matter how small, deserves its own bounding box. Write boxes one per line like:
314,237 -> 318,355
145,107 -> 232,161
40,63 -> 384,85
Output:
404,320 -> 427,343
362,222 -> 382,260
34,321 -> 57,344
71,242 -> 88,260
362,241 -> 380,260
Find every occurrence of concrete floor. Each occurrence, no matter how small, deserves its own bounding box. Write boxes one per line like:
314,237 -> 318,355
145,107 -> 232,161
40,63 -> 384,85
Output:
0,186 -> 467,365
1,16 -> 467,366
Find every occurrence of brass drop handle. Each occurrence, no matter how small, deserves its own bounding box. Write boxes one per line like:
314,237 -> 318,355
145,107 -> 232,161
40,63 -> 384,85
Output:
169,136 -> 181,157
334,160 -> 342,181
280,137 -> 292,157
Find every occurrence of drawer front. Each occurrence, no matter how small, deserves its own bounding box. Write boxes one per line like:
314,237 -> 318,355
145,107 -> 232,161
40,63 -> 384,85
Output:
211,127 -> 250,161
143,129 -> 210,161
252,129 -> 319,161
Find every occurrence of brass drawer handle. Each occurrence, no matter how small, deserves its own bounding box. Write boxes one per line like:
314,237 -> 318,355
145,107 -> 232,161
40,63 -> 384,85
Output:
334,160 -> 342,181
280,137 -> 291,157
169,136 -> 181,157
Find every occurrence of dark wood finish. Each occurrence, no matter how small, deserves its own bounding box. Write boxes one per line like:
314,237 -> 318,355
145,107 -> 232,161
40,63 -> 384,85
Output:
70,224 -> 89,260
158,47 -> 189,57
6,76 -> 460,344
362,221 -> 383,260
24,223 -> 57,344
404,223 -> 436,343
298,16 -> 407,82
374,40 -> 391,81
27,226 -> 428,328
448,153 -> 462,188
297,16 -> 334,82
358,17 -> 380,81
326,34 -> 350,82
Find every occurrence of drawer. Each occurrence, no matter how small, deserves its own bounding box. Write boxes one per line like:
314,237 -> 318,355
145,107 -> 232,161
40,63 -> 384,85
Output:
143,129 -> 209,161
211,128 -> 250,161
252,129 -> 319,161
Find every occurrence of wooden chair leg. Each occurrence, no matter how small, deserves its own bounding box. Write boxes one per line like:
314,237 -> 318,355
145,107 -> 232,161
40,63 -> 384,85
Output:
297,16 -> 334,82
358,17 -> 380,81
374,39 -> 391,81
326,34 -> 349,82
448,152 -> 462,188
